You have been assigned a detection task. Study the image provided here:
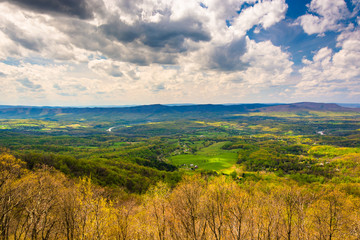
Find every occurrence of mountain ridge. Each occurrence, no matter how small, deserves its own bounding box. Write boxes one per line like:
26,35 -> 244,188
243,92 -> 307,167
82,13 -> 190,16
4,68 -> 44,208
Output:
0,102 -> 358,121
258,102 -> 358,112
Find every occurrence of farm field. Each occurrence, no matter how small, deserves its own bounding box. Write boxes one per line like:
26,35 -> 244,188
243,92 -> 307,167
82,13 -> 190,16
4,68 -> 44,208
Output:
170,141 -> 238,171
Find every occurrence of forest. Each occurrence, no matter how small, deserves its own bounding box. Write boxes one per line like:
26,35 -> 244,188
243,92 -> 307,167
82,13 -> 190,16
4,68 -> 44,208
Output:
0,103 -> 360,239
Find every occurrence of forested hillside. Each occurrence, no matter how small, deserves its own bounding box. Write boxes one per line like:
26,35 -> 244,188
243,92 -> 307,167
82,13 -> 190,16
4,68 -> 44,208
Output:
0,103 -> 358,121
2,152 -> 360,240
1,103 -> 360,239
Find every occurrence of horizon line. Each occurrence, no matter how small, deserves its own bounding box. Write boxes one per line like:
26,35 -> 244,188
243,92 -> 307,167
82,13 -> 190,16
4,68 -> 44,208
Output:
0,102 -> 359,108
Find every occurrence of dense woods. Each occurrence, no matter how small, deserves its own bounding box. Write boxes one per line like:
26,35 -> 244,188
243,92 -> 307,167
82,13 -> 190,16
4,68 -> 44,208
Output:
2,152 -> 360,240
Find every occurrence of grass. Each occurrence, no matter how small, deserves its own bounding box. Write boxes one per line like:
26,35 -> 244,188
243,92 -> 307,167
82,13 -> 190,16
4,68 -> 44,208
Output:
169,142 -> 238,172
309,145 -> 360,158
194,121 -> 245,130
0,119 -> 91,131
248,124 -> 280,132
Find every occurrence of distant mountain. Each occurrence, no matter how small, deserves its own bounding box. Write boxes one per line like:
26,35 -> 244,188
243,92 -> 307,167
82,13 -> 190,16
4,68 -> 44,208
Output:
337,103 -> 360,108
0,103 -> 271,121
0,102 -> 358,121
258,102 -> 360,112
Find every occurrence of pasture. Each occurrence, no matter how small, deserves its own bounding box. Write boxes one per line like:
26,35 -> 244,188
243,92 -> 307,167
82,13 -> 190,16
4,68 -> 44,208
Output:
170,141 -> 238,172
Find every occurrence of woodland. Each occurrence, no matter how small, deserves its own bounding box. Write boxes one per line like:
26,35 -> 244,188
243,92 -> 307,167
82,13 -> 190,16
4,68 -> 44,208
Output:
1,103 -> 360,239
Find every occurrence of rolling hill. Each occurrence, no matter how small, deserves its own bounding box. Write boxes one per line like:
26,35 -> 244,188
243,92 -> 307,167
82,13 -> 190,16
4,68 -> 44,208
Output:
0,102 -> 358,121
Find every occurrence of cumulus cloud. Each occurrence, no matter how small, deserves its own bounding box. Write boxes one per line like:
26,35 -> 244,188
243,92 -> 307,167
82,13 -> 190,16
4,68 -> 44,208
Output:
239,37 -> 293,85
231,0 -> 288,37
0,3 -> 93,62
2,21 -> 44,51
296,0 -> 350,35
0,61 -> 69,104
295,28 -> 360,100
88,59 -> 125,78
208,38 -> 248,71
100,16 -> 211,50
16,78 -> 43,92
0,0 -> 288,67
53,83 -> 88,96
150,83 -> 166,93
2,0 -> 100,19
6,0 -> 347,105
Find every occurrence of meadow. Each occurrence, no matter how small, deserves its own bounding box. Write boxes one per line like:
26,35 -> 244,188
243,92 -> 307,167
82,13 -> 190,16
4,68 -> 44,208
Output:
170,141 -> 238,172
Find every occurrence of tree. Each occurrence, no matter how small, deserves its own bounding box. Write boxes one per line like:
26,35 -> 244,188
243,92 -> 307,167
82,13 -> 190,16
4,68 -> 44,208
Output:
168,175 -> 207,240
144,182 -> 171,240
203,176 -> 232,240
308,188 -> 352,240
0,153 -> 27,240
227,183 -> 252,240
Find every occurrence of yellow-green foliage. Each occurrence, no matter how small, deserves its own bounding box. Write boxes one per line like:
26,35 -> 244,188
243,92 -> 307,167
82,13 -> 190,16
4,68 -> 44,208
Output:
194,120 -> 245,130
2,155 -> 360,240
309,145 -> 360,158
248,124 -> 280,132
0,119 -> 91,131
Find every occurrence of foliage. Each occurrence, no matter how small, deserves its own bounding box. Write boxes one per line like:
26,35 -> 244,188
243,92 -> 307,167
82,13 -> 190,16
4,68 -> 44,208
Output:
1,156 -> 360,240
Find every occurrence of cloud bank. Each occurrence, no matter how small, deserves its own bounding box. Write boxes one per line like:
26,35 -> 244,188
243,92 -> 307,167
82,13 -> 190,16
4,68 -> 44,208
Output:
0,0 -> 358,105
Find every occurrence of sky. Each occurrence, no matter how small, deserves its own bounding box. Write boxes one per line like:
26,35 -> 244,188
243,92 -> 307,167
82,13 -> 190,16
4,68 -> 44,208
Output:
0,0 -> 359,106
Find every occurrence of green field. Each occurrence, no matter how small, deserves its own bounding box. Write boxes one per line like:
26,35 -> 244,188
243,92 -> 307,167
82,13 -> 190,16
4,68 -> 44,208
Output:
169,142 -> 238,172
0,119 -> 93,132
309,145 -> 360,158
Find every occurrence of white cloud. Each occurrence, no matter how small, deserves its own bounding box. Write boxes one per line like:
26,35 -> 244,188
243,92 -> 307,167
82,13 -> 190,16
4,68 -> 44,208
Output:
0,0 -> 288,66
295,29 -> 360,100
0,3 -> 94,63
293,0 -> 360,102
0,0 -> 297,105
239,37 -> 293,85
296,0 -> 349,35
231,0 -> 287,38
0,61 -> 67,104
88,59 -> 124,78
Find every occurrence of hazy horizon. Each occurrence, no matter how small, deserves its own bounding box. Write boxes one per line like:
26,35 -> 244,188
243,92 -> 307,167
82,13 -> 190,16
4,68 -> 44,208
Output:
0,102 -> 360,108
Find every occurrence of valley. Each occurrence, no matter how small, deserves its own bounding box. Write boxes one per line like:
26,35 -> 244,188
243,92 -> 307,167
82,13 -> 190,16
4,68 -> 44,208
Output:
1,102 -> 360,239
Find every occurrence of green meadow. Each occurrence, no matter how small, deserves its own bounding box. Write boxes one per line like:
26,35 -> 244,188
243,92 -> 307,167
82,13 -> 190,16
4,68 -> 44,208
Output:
170,141 -> 238,172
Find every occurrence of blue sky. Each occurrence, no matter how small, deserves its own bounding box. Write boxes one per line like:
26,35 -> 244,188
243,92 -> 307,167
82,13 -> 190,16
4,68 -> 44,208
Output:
0,0 -> 359,106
